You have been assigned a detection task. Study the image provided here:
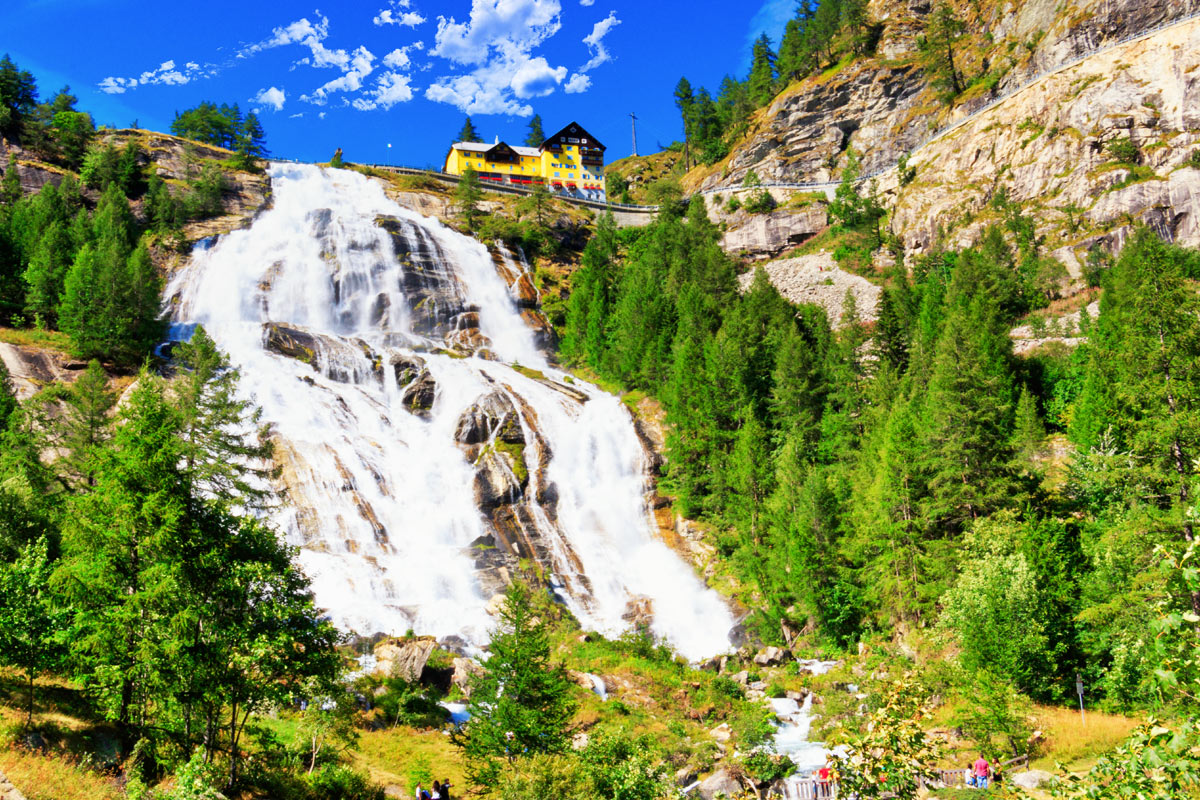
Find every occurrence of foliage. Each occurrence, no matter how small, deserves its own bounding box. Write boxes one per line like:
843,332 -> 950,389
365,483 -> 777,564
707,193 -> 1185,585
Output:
455,167 -> 482,229
834,677 -> 944,800
525,114 -> 545,148
0,536 -> 67,725
170,101 -> 268,166
455,116 -> 482,144
454,580 -> 577,788
919,2 -> 968,102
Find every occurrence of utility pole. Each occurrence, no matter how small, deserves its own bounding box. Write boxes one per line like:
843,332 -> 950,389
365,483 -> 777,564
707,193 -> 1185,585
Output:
629,112 -> 638,157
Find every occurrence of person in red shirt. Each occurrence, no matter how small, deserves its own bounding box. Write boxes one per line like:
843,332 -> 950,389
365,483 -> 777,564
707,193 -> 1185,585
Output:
973,755 -> 991,789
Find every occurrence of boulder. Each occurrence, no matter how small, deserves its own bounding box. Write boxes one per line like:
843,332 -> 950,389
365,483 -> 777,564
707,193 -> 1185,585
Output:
374,636 -> 437,683
401,371 -> 437,417
708,723 -> 733,743
719,204 -> 828,259
571,732 -> 590,751
1010,769 -> 1054,790
390,353 -> 426,387
263,322 -> 320,365
753,646 -> 790,667
0,768 -> 28,800
455,391 -> 524,451
451,657 -> 484,696
697,769 -> 742,800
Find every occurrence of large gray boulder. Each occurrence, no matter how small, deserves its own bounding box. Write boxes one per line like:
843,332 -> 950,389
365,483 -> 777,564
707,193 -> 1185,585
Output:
697,769 -> 743,800
374,636 -> 437,683
1010,769 -> 1055,790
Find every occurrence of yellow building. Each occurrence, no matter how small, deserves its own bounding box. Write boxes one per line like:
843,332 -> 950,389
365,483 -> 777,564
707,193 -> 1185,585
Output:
443,121 -> 607,202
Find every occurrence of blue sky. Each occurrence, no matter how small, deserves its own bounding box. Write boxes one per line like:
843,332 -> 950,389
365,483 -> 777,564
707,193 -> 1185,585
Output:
1,0 -> 793,166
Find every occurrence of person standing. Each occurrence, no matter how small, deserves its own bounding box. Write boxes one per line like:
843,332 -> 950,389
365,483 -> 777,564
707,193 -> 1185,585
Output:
440,778 -> 453,800
431,780 -> 441,799
973,754 -> 991,789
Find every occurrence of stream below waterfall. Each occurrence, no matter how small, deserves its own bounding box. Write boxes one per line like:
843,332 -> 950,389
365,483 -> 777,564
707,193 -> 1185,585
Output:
164,163 -> 734,660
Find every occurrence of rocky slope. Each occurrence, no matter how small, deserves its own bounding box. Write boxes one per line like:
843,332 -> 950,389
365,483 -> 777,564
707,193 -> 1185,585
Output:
698,0 -> 1200,275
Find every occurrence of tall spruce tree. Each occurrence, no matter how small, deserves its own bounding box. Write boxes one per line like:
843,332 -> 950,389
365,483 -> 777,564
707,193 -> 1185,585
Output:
920,2 -> 967,100
455,581 -> 576,788
524,113 -> 545,147
747,34 -> 778,107
456,116 -> 482,144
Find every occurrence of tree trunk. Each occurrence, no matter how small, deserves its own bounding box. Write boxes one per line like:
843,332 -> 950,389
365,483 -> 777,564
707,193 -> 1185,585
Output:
26,670 -> 34,728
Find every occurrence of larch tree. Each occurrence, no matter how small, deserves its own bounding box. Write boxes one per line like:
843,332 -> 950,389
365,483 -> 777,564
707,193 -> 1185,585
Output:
524,113 -> 545,147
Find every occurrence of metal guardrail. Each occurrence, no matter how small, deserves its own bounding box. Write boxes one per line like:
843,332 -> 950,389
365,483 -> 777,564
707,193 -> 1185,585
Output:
697,6 -> 1200,197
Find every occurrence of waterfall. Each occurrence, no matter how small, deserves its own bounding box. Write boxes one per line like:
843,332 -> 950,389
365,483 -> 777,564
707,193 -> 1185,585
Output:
164,163 -> 734,660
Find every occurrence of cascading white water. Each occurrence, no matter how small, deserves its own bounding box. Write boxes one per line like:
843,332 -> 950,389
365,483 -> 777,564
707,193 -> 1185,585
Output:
164,163 -> 734,660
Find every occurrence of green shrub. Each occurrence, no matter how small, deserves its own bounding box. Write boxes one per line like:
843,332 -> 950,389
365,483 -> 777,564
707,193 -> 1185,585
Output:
304,764 -> 385,800
1106,136 -> 1139,165
725,195 -> 742,213
743,188 -> 776,214
711,675 -> 745,700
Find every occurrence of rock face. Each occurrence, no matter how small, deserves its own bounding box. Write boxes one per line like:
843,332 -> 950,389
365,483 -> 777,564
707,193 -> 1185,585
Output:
0,342 -> 86,401
374,636 -> 437,682
893,17 -> 1200,258
695,0 -> 1200,267
738,253 -> 882,325
716,201 -> 828,259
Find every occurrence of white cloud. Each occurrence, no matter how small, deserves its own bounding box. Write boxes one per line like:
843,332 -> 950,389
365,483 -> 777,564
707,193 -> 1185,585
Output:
352,71 -> 416,110
564,72 -> 591,93
431,0 -> 562,65
579,0 -> 595,5
98,59 -> 211,94
374,0 -> 426,28
383,46 -> 416,69
252,86 -> 287,111
580,11 -> 620,71
289,112 -> 305,118
425,0 -> 570,114
510,56 -> 566,98
301,45 -> 376,105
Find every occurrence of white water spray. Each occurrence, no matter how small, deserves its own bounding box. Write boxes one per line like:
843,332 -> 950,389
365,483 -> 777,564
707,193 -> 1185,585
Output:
165,163 -> 734,660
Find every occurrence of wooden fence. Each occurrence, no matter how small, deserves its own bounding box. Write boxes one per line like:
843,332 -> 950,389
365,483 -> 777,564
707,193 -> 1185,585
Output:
777,755 -> 1030,799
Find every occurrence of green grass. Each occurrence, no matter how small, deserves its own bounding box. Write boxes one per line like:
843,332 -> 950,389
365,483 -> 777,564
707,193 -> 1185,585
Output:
352,725 -> 466,794
0,327 -> 73,353
0,747 -> 123,800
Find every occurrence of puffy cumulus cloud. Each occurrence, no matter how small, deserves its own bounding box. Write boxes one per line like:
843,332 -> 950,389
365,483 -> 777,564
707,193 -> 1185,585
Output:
510,56 -> 566,98
352,71 -> 416,110
431,0 -> 562,65
580,11 -> 621,71
563,72 -> 591,93
382,42 -> 423,69
374,0 -> 426,27
300,45 -> 376,105
98,59 -> 213,94
426,0 -> 572,114
252,86 -> 287,111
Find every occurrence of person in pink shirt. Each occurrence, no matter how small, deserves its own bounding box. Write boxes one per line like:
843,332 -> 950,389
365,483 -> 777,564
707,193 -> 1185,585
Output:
972,755 -> 991,789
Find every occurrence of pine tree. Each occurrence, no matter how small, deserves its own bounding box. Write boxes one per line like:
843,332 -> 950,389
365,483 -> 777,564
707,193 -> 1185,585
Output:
747,34 -> 778,107
0,536 -> 66,726
172,326 -> 275,508
455,166 -> 483,229
807,0 -> 843,66
920,2 -> 967,101
674,77 -> 695,166
456,116 -> 482,144
55,359 -> 115,488
842,0 -> 874,55
1,153 -> 20,206
1082,227 -> 1200,546
769,319 -> 826,453
21,219 -> 72,325
1012,385 -> 1045,464
729,409 -> 776,544
922,289 -> 1017,529
57,245 -> 107,358
0,54 -> 38,141
455,581 -> 576,788
524,114 -> 545,147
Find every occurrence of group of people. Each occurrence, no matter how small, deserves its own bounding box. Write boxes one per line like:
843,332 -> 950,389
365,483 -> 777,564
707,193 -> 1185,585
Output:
414,779 -> 452,799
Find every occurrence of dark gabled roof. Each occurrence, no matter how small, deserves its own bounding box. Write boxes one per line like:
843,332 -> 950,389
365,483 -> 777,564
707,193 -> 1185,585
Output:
541,121 -> 605,151
485,141 -> 519,161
